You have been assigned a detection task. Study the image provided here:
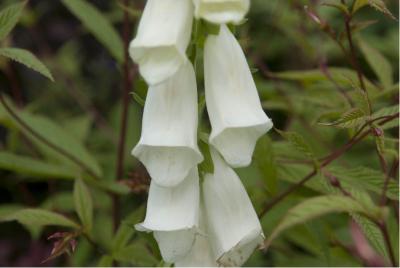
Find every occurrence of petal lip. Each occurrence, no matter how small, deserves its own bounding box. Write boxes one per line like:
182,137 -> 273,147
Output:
194,0 -> 250,24
132,144 -> 203,187
129,42 -> 187,85
210,119 -> 273,167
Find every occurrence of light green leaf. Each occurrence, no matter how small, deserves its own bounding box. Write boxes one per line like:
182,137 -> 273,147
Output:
367,0 -> 396,20
62,115 -> 92,142
112,240 -> 159,266
254,135 -> 277,195
359,40 -> 393,89
74,179 -> 93,231
0,204 -> 24,218
41,192 -> 75,212
276,129 -> 317,164
351,213 -> 388,259
0,151 -> 75,179
112,205 -> 145,252
371,105 -> 399,130
319,108 -> 366,128
1,208 -> 79,228
98,255 -> 114,267
61,0 -> 123,62
265,195 -> 381,247
0,48 -> 53,81
0,1 -> 26,40
352,0 -> 368,13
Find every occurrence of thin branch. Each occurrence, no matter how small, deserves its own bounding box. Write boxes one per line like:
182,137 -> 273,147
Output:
113,0 -> 133,231
0,93 -> 100,179
258,113 -> 399,217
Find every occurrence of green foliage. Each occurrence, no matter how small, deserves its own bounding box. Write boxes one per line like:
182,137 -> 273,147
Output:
61,0 -> 124,63
74,178 -> 93,231
0,1 -> 26,40
1,208 -> 79,228
0,48 -> 53,81
319,108 -> 366,128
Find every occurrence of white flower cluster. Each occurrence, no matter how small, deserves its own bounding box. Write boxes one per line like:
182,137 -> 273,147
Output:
129,0 -> 273,266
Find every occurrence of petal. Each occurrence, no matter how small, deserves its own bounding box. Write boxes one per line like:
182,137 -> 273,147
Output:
202,149 -> 264,266
132,62 -> 203,187
135,168 -> 200,232
174,206 -> 217,267
129,0 -> 194,85
154,229 -> 197,263
204,24 -> 272,167
193,0 -> 250,24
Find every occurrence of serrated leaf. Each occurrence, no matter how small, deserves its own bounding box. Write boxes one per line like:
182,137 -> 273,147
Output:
359,40 -> 393,89
0,48 -> 53,81
254,135 -> 277,195
0,151 -> 76,179
0,1 -> 26,40
367,0 -> 396,20
319,108 -> 366,128
74,179 -> 93,231
265,195 -> 381,247
61,0 -> 124,62
1,208 -> 79,228
276,129 -> 317,163
351,213 -> 388,259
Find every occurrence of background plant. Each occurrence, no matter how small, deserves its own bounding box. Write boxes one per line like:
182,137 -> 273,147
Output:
0,0 -> 398,266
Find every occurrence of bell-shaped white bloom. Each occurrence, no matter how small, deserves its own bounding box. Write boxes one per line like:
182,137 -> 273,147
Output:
175,205 -> 217,267
204,25 -> 273,167
132,62 -> 203,187
136,168 -> 200,263
193,0 -> 250,24
129,0 -> 194,85
203,148 -> 264,266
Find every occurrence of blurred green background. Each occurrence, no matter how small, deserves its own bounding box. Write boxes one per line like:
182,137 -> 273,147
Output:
0,0 -> 398,266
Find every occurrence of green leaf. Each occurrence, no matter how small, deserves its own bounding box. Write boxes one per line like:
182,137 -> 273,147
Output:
1,102 -> 102,177
321,1 -> 349,15
265,195 -> 381,247
41,192 -> 75,212
0,48 -> 53,81
319,108 -> 366,128
351,213 -> 388,259
276,129 -> 317,164
352,0 -> 368,13
198,134 -> 214,174
254,135 -> 277,195
359,40 -> 393,89
371,105 -> 399,130
61,0 -> 124,62
130,92 -> 145,107
0,151 -> 76,179
367,0 -> 396,20
112,240 -> 159,266
112,206 -> 145,252
0,204 -> 24,218
74,179 -> 93,231
62,115 -> 92,142
0,1 -> 26,40
98,255 -> 114,267
1,208 -> 79,228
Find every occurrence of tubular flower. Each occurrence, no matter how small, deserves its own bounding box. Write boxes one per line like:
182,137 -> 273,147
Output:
204,25 -> 273,167
136,168 -> 200,263
193,0 -> 250,24
174,206 -> 217,267
132,62 -> 203,187
129,0 -> 194,85
202,148 -> 264,266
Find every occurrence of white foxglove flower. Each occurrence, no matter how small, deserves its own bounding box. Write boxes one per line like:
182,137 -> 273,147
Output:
132,62 -> 203,187
193,0 -> 250,24
136,168 -> 200,263
129,0 -> 194,85
203,148 -> 264,266
204,25 -> 272,167
175,205 -> 217,267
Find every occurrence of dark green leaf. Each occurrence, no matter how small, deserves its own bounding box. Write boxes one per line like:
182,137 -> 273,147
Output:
98,255 -> 114,267
367,0 -> 396,20
61,0 -> 124,62
0,1 -> 26,40
254,135 -> 277,195
74,179 -> 93,231
0,48 -> 53,81
112,240 -> 159,266
319,108 -> 366,128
